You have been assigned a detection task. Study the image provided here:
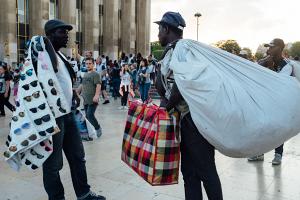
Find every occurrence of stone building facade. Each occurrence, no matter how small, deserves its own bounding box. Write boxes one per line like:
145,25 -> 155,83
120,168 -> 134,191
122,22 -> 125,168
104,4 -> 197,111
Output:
0,0 -> 151,65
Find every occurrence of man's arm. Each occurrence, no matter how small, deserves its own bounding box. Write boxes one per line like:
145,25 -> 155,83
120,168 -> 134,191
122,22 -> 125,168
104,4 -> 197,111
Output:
93,73 -> 101,103
4,80 -> 10,98
165,83 -> 184,111
93,84 -> 101,103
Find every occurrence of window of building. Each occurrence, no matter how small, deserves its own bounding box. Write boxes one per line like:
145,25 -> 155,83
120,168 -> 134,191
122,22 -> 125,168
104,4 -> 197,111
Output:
76,0 -> 83,54
49,0 -> 58,19
16,0 -> 29,62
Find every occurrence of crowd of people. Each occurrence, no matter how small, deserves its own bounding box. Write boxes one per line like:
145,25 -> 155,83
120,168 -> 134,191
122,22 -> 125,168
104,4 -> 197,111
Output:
1,12 -> 300,200
69,51 -> 158,107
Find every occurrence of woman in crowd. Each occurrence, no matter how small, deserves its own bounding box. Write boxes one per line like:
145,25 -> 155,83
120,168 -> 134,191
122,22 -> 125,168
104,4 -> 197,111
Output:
119,64 -> 131,109
138,58 -> 151,103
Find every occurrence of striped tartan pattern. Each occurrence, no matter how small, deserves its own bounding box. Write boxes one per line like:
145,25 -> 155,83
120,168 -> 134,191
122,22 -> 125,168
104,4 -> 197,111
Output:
121,100 -> 180,186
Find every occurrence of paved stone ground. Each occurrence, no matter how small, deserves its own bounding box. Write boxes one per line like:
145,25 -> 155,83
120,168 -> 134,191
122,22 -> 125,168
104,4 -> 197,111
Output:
1,98 -> 300,200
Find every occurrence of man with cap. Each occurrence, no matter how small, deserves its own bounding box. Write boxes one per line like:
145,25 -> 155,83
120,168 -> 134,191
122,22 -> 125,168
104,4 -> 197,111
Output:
43,19 -> 106,200
155,12 -> 223,200
248,38 -> 289,165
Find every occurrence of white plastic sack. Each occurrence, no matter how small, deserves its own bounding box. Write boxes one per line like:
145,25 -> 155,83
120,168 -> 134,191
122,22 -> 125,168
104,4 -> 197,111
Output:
81,110 -> 98,139
163,39 -> 300,157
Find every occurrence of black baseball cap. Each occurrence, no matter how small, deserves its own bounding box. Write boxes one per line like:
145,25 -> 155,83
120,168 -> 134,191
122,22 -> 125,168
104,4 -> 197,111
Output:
0,61 -> 7,67
264,38 -> 285,50
44,19 -> 73,34
154,11 -> 186,30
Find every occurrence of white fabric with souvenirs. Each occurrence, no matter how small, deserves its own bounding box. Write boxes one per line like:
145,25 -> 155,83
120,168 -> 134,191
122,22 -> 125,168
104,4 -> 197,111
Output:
161,39 -> 300,157
3,36 -> 70,171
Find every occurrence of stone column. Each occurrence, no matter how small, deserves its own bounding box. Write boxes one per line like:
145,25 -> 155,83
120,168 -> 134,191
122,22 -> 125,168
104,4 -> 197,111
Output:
0,0 -> 17,64
103,0 -> 120,60
136,0 -> 151,57
59,0 -> 77,57
81,0 -> 100,58
28,0 -> 49,36
121,0 -> 136,55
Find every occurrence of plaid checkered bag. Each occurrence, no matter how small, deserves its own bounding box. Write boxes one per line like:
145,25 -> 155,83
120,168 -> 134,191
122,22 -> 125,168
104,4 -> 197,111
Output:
121,100 -> 180,186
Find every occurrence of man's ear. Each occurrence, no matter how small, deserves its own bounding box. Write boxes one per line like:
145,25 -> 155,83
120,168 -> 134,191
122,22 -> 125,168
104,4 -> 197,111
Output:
163,25 -> 169,34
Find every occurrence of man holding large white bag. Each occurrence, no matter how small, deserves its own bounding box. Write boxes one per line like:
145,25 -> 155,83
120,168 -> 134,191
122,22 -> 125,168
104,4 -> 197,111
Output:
155,12 -> 223,200
155,11 -> 300,200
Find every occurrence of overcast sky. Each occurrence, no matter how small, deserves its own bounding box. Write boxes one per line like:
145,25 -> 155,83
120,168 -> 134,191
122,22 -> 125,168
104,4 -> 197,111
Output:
151,0 -> 300,52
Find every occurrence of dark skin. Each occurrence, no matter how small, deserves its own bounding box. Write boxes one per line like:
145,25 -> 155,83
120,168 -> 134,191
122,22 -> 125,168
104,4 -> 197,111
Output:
46,28 -> 69,51
259,45 -> 284,70
158,24 -> 182,47
156,24 -> 184,111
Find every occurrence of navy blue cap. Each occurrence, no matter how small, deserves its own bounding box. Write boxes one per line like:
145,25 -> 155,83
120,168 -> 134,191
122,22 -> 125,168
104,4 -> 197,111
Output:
44,19 -> 73,34
154,12 -> 186,30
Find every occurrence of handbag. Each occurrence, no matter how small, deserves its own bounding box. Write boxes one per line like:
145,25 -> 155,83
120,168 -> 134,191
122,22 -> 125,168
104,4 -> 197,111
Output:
121,100 -> 180,185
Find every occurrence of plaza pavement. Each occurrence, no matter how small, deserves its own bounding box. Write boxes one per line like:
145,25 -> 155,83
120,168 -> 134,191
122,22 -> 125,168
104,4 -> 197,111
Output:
1,99 -> 300,200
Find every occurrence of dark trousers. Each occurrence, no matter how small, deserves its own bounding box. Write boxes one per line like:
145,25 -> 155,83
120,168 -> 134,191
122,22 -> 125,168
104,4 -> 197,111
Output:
42,113 -> 90,200
5,89 -> 15,112
181,113 -> 223,200
121,85 -> 129,106
275,144 -> 284,155
0,93 -> 5,115
84,104 -> 100,130
112,78 -> 121,98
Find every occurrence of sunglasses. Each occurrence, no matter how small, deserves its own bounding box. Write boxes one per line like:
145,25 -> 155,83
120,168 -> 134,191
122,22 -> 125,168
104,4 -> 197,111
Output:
12,112 -> 25,121
34,114 -> 51,125
20,134 -> 38,147
14,122 -> 31,135
39,141 -> 53,151
30,149 -> 44,159
22,80 -> 38,90
23,91 -> 40,102
38,126 -> 55,136
3,151 -> 10,158
29,103 -> 46,113
56,98 -> 67,113
25,159 -> 38,170
20,69 -> 33,81
9,145 -> 17,152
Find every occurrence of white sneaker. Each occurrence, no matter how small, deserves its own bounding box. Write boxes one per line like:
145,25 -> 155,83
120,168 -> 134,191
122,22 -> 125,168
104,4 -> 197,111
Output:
118,106 -> 124,110
272,153 -> 282,165
123,106 -> 128,110
248,154 -> 264,161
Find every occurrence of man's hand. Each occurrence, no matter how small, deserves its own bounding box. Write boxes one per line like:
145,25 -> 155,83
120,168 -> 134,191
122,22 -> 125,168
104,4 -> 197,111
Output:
93,95 -> 99,104
4,92 -> 8,98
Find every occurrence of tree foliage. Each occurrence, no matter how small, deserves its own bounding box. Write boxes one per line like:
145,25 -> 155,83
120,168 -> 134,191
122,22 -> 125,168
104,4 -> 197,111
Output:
254,52 -> 264,61
289,41 -> 300,58
151,41 -> 164,60
215,40 -> 241,55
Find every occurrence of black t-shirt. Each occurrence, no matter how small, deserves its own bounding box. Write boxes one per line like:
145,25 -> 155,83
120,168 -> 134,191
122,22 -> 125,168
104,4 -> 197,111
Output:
111,67 -> 120,79
274,59 -> 288,72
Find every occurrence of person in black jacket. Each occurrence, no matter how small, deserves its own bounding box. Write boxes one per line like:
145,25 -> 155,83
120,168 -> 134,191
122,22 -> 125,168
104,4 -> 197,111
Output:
155,12 -> 223,200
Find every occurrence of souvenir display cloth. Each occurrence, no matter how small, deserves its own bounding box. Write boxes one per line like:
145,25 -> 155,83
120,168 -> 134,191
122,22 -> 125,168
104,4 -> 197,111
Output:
3,36 -> 70,171
161,39 -> 300,157
121,100 -> 180,186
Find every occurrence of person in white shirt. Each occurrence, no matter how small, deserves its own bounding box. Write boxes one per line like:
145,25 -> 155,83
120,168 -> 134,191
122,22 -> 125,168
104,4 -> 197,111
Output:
44,19 -> 105,200
119,64 -> 131,109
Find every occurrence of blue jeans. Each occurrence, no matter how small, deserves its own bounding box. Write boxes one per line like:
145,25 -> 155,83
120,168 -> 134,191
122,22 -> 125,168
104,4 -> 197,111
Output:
84,104 -> 100,130
42,113 -> 90,200
139,83 -> 151,102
